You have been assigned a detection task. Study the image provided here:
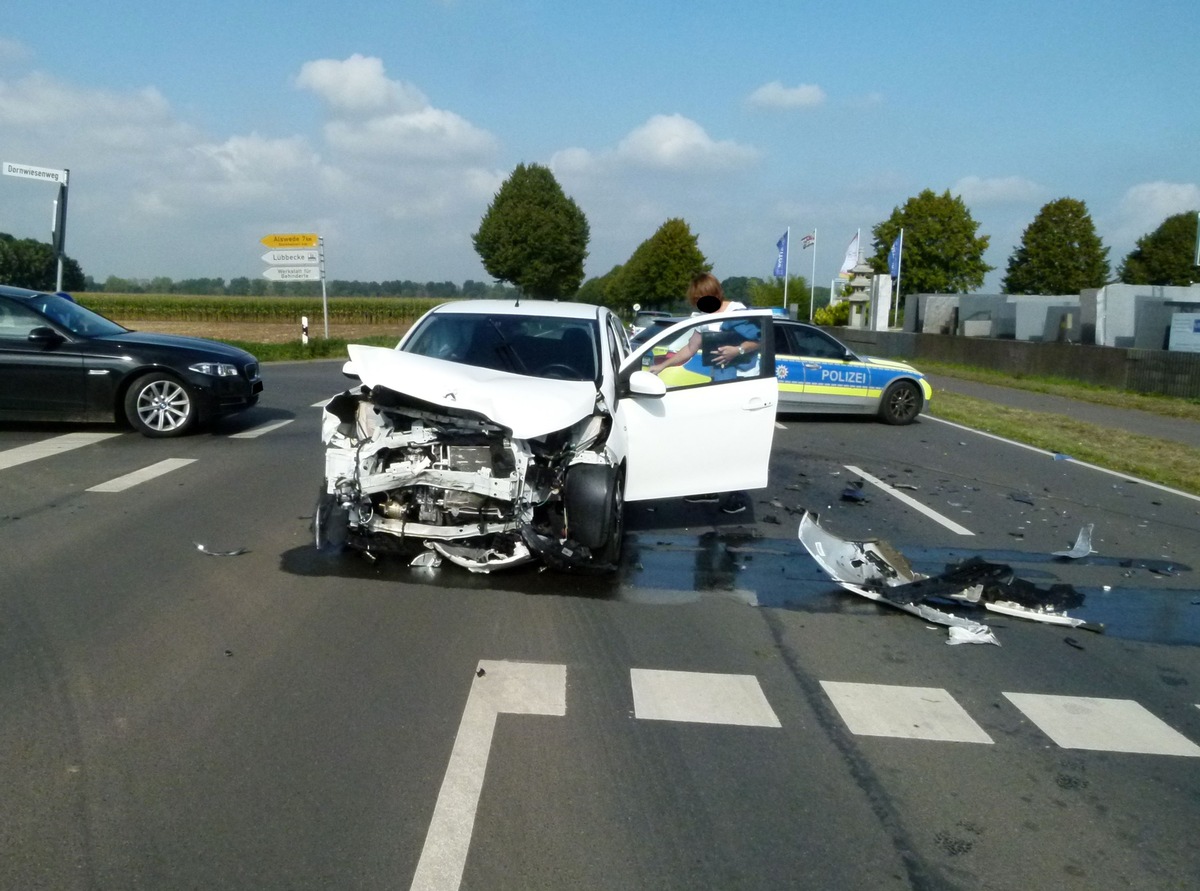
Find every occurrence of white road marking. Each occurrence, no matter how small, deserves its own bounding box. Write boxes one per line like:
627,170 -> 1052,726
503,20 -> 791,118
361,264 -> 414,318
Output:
229,419 -> 293,439
86,458 -> 196,492
631,669 -> 781,727
821,681 -> 993,743
927,415 -> 1200,505
844,464 -> 975,536
410,660 -> 566,891
1004,693 -> 1200,756
0,432 -> 122,471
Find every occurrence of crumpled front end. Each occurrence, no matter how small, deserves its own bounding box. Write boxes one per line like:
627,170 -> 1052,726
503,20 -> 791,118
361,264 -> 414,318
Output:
317,384 -> 619,573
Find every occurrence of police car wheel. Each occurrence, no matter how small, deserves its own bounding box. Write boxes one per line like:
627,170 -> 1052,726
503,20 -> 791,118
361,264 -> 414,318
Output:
880,380 -> 921,425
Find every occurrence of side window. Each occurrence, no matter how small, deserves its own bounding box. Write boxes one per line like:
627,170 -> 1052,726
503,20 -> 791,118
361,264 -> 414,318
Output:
606,315 -> 629,368
0,302 -> 42,339
644,315 -> 769,391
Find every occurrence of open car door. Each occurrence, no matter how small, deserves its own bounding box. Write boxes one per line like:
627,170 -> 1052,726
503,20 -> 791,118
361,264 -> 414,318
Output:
618,310 -> 777,502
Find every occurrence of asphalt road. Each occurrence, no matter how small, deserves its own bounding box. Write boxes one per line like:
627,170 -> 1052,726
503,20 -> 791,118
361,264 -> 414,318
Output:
2,360 -> 1198,890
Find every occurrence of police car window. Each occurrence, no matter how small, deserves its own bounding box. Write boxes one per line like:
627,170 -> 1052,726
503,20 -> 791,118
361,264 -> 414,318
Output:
789,326 -> 845,360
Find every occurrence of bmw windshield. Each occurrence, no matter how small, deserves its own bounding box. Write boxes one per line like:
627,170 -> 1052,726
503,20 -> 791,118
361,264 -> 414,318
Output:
27,293 -> 127,338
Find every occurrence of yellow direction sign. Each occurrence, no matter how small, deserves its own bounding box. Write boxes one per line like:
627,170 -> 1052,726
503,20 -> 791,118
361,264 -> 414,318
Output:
261,232 -> 318,248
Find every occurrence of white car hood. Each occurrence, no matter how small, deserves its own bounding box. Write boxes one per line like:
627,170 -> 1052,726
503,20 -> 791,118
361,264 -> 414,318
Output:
346,344 -> 598,439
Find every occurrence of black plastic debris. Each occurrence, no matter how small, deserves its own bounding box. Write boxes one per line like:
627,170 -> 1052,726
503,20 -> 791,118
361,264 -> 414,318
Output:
1009,492 -> 1035,506
841,480 -> 868,504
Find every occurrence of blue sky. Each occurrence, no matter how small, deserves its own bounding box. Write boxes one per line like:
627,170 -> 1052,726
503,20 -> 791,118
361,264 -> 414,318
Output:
2,0 -> 1197,292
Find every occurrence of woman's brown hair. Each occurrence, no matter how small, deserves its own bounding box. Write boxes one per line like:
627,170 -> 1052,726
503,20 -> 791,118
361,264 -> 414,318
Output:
686,272 -> 724,309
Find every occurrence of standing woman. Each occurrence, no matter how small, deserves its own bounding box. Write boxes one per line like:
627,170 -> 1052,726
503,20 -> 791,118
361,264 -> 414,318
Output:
650,273 -> 758,378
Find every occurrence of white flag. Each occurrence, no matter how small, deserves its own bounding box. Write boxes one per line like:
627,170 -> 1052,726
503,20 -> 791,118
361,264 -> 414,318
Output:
838,232 -> 860,278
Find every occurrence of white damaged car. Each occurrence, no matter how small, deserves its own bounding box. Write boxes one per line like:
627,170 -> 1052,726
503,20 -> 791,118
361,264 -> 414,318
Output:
316,299 -> 778,572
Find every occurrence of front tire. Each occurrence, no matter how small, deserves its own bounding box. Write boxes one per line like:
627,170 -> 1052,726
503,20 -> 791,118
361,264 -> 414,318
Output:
879,380 -> 921,425
124,372 -> 197,437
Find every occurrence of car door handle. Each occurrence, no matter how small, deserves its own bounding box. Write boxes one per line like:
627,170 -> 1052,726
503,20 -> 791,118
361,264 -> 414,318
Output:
744,397 -> 774,411
803,362 -> 821,370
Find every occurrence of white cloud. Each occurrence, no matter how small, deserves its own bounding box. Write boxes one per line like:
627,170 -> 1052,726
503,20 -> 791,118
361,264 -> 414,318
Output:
746,81 -> 826,109
295,54 -> 427,115
325,107 -> 496,160
615,114 -> 758,172
953,175 -> 1042,204
296,54 -> 497,162
1117,181 -> 1200,230
1100,181 -> 1200,251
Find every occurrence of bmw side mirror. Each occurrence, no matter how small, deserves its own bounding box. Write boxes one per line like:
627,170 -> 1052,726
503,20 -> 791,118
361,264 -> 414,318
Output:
28,326 -> 64,347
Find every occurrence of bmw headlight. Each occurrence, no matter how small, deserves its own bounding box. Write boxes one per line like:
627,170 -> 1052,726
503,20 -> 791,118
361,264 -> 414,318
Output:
189,361 -> 239,377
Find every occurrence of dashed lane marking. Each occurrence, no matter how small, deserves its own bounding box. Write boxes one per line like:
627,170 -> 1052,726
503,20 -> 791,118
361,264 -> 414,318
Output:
1004,693 -> 1200,757
0,432 -> 122,471
230,419 -> 294,439
844,464 -> 975,536
821,681 -> 994,743
631,668 -> 781,727
86,458 -> 197,492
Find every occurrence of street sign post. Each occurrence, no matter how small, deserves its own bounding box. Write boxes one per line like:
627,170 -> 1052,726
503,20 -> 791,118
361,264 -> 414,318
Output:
260,233 -> 328,336
4,161 -> 71,291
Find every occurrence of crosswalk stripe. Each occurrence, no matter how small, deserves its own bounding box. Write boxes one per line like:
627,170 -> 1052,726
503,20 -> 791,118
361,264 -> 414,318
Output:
1004,693 -> 1200,757
0,432 -> 122,471
821,681 -> 993,743
631,669 -> 781,727
86,458 -> 197,492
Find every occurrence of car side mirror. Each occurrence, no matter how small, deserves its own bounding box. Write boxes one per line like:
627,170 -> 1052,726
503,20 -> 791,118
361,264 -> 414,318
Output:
627,369 -> 666,398
342,360 -> 360,381
28,326 -> 64,347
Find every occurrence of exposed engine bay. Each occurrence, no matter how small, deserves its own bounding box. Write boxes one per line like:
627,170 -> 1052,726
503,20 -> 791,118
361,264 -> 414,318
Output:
316,380 -> 623,573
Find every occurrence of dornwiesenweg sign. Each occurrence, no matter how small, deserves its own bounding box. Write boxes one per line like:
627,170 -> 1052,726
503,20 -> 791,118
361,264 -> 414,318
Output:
3,161 -> 69,185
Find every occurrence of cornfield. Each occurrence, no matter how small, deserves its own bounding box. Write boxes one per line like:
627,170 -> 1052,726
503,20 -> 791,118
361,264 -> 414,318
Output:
79,293 -> 440,325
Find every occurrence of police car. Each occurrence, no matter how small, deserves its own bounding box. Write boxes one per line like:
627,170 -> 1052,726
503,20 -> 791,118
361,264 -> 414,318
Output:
653,315 -> 930,425
773,319 -> 931,424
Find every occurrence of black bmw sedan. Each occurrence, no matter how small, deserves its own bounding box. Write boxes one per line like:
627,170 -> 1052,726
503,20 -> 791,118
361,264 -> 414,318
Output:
0,285 -> 263,437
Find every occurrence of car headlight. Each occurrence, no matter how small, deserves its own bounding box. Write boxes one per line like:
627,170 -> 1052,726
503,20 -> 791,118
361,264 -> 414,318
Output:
189,362 -> 239,377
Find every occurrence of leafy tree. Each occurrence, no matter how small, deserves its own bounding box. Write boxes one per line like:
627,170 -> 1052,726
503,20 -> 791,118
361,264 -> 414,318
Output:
747,275 -> 809,315
472,163 -> 589,298
0,233 -> 85,290
576,265 -> 625,310
870,189 -> 992,295
1119,211 -> 1200,286
1002,198 -> 1109,294
607,218 -> 709,314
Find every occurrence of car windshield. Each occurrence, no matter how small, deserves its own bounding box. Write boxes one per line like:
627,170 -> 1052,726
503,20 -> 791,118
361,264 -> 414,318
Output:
28,294 -> 127,338
403,313 -> 599,381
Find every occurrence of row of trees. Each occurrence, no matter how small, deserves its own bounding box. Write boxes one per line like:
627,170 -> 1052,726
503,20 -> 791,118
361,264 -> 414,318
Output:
4,169 -> 1197,303
473,165 -> 1200,311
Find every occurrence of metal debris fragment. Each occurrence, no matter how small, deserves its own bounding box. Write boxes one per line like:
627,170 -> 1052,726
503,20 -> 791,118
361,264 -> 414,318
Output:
194,542 -> 249,557
797,511 -> 1104,644
1052,524 -> 1095,559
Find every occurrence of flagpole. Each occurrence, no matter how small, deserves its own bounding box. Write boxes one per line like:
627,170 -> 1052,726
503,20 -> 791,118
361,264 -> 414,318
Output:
783,226 -> 790,312
808,228 -> 817,322
892,228 -> 904,328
